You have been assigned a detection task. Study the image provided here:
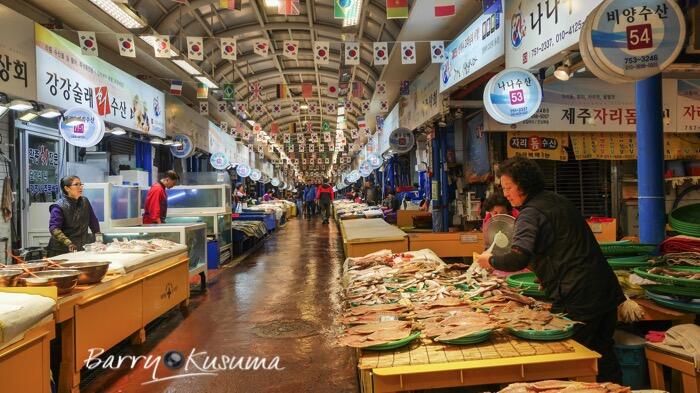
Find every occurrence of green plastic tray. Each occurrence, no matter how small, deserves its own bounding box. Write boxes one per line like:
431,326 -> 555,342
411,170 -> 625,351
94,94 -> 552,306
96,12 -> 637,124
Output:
645,290 -> 700,314
436,329 -> 493,345
600,243 -> 657,256
644,284 -> 700,298
669,203 -> 700,227
632,266 -> 700,288
363,331 -> 421,351
607,255 -> 653,269
508,324 -> 575,341
507,272 -> 547,298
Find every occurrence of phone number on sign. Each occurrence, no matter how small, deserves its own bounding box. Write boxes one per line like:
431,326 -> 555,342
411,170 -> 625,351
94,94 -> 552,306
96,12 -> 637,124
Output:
624,54 -> 658,70
529,21 -> 584,60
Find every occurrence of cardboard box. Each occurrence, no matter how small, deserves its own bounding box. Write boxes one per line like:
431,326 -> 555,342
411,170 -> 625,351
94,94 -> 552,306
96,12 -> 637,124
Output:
588,218 -> 617,243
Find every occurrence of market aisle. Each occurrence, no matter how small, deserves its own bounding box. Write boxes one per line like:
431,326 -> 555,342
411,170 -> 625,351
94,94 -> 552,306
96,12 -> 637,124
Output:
82,217 -> 358,393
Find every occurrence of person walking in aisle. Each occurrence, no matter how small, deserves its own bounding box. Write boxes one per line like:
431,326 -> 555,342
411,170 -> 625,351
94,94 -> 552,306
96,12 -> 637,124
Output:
304,182 -> 317,220
143,170 -> 180,224
316,179 -> 334,224
295,185 -> 304,218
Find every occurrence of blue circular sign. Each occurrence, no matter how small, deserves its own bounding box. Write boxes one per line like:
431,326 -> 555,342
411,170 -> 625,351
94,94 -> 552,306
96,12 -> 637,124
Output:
58,107 -> 105,147
367,153 -> 383,169
588,0 -> 685,80
250,169 -> 262,182
236,163 -> 252,178
484,68 -> 542,125
170,134 -> 194,158
359,160 -> 372,177
210,152 -> 229,170
389,127 -> 415,154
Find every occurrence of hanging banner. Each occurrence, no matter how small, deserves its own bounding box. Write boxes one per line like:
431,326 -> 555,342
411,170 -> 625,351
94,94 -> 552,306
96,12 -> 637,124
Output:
35,24 -> 165,137
505,0 -> 604,69
208,121 -> 240,165
485,78 -> 680,132
583,0 -> 686,81
170,134 -> 194,158
0,5 -> 37,100
507,132 -> 569,161
677,80 -> 700,132
440,0 -> 504,93
58,107 -> 105,147
399,64 -> 443,131
484,68 -> 542,124
378,104 -> 400,154
166,95 -> 208,152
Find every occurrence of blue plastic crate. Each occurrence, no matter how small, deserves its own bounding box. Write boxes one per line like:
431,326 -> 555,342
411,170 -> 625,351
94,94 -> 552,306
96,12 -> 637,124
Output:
613,330 -> 648,389
207,240 -> 220,270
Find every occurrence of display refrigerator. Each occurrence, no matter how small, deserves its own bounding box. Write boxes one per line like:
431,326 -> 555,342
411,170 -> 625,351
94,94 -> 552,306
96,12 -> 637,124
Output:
165,183 -> 232,265
83,183 -> 142,229
103,223 -> 208,289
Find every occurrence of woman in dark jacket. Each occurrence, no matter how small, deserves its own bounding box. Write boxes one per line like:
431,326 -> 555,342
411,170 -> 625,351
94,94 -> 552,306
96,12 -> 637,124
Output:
477,157 -> 624,383
47,176 -> 101,257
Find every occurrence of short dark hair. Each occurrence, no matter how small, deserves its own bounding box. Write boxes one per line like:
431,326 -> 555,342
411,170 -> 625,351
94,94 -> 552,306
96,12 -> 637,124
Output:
482,192 -> 511,215
497,156 -> 545,196
60,175 -> 81,196
163,170 -> 180,181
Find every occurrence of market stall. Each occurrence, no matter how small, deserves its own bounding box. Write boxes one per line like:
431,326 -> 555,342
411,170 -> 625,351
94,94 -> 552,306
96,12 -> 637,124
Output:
0,290 -> 56,393
340,219 -> 408,257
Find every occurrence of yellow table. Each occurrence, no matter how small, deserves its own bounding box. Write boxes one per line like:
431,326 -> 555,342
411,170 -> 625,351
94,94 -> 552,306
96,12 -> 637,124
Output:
358,335 -> 599,393
32,250 -> 190,393
0,307 -> 55,393
408,232 -> 485,258
341,218 -> 409,257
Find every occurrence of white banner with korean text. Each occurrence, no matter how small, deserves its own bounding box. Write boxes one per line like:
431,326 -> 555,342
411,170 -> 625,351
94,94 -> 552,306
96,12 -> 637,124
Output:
35,24 -> 165,137
399,64 -> 443,132
0,5 -> 36,100
484,78 -> 689,133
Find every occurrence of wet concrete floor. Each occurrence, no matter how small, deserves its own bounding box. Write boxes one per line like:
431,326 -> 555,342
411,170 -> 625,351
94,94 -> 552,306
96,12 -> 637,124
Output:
82,216 -> 358,393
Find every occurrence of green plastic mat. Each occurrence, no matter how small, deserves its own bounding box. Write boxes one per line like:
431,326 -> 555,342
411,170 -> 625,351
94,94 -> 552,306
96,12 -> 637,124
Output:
645,289 -> 700,314
600,243 -> 657,256
644,284 -> 700,298
509,328 -> 575,341
607,255 -> 653,269
669,204 -> 700,236
506,272 -> 547,298
363,331 -> 421,351
436,329 -> 493,345
632,266 -> 700,288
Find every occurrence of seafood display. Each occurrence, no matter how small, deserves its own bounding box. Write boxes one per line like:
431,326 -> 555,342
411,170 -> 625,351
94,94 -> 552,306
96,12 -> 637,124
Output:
499,380 -> 630,393
338,249 -> 575,348
650,252 -> 700,267
83,238 -> 179,253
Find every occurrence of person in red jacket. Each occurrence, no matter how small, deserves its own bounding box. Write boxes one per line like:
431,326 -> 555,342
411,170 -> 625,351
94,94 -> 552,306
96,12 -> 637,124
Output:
316,179 -> 334,224
143,170 -> 180,224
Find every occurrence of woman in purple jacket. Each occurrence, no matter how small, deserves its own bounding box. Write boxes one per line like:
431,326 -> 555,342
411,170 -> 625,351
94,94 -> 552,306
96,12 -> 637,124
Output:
46,176 -> 101,257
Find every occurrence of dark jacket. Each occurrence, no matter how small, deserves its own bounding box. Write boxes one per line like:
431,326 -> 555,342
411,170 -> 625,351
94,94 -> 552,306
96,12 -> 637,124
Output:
494,190 -> 624,319
47,196 -> 98,256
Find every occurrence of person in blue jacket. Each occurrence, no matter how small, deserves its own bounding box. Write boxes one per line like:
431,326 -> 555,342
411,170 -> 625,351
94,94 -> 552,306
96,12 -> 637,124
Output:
303,182 -> 317,220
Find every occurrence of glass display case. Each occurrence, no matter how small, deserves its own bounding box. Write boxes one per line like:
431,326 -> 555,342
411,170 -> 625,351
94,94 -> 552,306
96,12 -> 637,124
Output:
103,223 -> 207,282
165,184 -> 231,215
84,183 -> 142,228
166,214 -> 232,264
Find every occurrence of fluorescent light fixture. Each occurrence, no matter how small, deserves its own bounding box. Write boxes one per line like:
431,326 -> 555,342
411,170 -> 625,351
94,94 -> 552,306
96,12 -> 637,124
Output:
247,120 -> 256,126
8,99 -> 33,111
342,1 -> 362,27
300,104 -> 309,110
163,139 -> 174,146
88,0 -> 146,29
18,111 -> 38,122
38,108 -> 62,118
150,138 -> 163,145
110,127 -> 127,135
264,0 -> 280,6
172,141 -> 183,148
195,76 -> 219,89
172,59 -> 201,76
0,107 -> 8,119
140,36 -> 178,57
64,116 -> 84,126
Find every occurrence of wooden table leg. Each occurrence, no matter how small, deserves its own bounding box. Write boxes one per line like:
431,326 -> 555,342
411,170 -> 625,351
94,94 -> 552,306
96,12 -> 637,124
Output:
58,319 -> 80,393
682,372 -> 700,393
647,359 -> 666,390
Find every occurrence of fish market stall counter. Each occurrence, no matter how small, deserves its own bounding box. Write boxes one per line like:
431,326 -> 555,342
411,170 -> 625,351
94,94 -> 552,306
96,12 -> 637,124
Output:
23,243 -> 190,393
341,219 -> 409,257
0,290 -> 56,393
